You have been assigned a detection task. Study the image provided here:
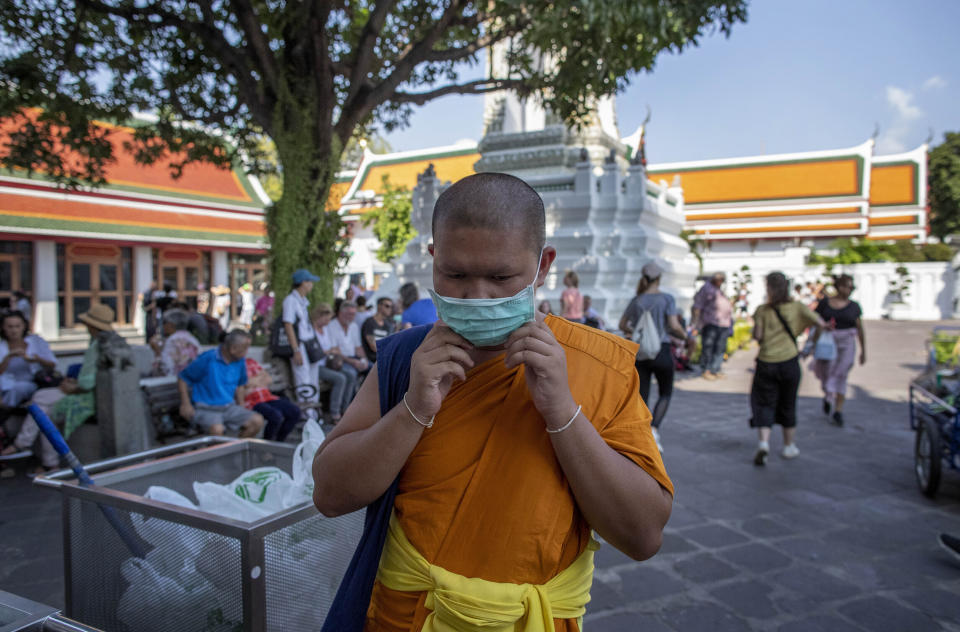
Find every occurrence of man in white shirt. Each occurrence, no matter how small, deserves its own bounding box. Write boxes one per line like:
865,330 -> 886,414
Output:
326,300 -> 369,402
282,269 -> 323,420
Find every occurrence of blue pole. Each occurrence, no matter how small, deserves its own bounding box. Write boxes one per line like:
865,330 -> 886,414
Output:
28,404 -> 147,558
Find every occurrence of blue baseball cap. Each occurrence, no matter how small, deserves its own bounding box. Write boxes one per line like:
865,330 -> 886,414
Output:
292,268 -> 321,285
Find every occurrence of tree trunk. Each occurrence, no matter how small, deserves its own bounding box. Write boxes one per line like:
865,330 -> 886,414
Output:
266,113 -> 344,310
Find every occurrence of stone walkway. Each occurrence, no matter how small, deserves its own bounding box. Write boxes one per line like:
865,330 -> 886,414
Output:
1,320 -> 959,630
587,319 -> 960,631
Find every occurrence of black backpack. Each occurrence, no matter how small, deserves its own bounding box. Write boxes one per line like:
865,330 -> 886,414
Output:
269,317 -> 295,358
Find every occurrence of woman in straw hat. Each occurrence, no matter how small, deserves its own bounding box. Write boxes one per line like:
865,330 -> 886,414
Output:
0,303 -> 114,474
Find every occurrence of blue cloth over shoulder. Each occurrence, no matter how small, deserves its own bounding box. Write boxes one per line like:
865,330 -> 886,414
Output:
320,324 -> 433,631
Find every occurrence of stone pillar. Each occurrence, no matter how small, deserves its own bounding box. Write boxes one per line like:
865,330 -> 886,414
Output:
33,240 -> 59,340
132,246 -> 153,335
95,333 -> 151,457
212,250 -> 229,287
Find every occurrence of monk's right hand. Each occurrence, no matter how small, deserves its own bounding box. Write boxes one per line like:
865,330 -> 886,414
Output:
406,321 -> 474,419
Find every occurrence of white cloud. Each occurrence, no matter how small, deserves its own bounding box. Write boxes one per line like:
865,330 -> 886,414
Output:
886,86 -> 923,120
876,125 -> 907,154
922,75 -> 947,91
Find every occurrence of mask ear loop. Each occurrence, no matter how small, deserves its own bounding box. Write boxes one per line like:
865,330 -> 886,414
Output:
531,247 -> 546,288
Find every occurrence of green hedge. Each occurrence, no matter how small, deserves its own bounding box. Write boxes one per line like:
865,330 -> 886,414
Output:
689,319 -> 754,364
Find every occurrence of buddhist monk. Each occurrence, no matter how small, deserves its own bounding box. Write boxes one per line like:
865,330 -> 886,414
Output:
313,172 -> 673,631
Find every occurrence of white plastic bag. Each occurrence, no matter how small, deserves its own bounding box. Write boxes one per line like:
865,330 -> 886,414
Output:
814,331 -> 837,361
194,466 -> 294,521
283,418 -> 325,507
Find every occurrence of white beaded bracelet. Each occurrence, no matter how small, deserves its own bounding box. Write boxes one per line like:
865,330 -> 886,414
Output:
546,404 -> 582,434
403,393 -> 435,429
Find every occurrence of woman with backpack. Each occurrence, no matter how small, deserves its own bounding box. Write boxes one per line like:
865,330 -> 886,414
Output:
618,261 -> 689,451
750,271 -> 829,466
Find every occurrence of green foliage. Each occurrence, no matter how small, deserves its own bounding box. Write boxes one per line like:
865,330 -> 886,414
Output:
930,332 -> 959,366
888,264 -> 912,302
362,176 -> 416,264
725,320 -> 754,355
0,0 -> 747,292
729,264 -> 752,312
929,132 -> 960,239
808,238 -> 955,265
679,229 -> 704,275
689,319 -> 752,364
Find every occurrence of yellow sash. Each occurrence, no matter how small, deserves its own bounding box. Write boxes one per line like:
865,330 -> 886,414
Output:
376,513 -> 598,632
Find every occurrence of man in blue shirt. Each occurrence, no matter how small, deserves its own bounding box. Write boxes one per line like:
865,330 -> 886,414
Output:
178,329 -> 264,437
399,282 -> 437,329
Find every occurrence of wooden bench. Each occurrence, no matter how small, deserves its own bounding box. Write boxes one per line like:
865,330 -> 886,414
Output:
141,359 -> 332,442
140,376 -> 197,442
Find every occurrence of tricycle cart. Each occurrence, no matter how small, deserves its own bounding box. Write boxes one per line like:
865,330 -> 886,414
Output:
909,365 -> 960,498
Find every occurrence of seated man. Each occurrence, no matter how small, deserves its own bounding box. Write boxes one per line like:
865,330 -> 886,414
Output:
313,173 -> 672,630
326,300 -> 369,399
1,304 -> 113,474
178,329 -> 263,437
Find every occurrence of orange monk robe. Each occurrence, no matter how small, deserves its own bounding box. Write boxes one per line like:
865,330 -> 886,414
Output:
366,315 -> 673,631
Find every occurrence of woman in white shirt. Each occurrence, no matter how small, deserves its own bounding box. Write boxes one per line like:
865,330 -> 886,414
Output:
0,311 -> 56,408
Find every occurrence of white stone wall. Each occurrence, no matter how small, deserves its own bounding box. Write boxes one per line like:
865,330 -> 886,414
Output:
699,248 -> 955,321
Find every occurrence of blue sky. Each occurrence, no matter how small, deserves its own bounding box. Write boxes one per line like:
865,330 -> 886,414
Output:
383,0 -> 960,163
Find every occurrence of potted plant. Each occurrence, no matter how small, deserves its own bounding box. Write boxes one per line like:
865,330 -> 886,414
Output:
886,265 -> 913,319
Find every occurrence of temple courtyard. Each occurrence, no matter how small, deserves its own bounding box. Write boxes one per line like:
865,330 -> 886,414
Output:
1,319 -> 959,630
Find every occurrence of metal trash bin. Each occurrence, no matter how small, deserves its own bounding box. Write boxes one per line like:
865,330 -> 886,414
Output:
35,437 -> 364,632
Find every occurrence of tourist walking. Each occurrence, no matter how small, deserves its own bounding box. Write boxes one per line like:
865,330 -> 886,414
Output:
750,272 -> 829,466
810,274 -> 865,426
692,272 -> 733,380
619,262 -> 689,451
282,269 -> 325,420
560,270 -> 584,322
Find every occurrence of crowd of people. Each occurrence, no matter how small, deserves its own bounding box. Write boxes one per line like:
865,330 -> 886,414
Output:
0,256 -> 868,480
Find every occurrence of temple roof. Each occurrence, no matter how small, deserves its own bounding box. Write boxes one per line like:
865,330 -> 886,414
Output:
646,141 -> 873,206
335,142 -> 479,216
0,111 -> 269,249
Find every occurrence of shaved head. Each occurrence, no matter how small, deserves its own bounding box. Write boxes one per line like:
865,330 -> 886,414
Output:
432,173 -> 546,254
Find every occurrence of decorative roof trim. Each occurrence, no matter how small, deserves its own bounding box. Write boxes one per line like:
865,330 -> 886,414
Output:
646,139 -> 874,172
343,141 -> 479,202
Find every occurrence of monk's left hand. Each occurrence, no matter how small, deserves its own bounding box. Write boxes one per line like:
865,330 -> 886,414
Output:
504,319 -> 577,430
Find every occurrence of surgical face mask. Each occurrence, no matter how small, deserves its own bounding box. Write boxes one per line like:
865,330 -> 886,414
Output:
429,250 -> 544,348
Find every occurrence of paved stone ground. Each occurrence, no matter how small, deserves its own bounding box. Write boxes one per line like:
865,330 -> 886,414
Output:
587,319 -> 960,631
2,319 -> 960,630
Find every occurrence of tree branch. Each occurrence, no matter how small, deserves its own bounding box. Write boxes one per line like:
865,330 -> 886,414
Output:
77,0 -> 273,131
345,0 -> 397,105
421,26 -> 520,64
391,77 -> 526,106
228,0 -> 281,95
337,0 -> 465,140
